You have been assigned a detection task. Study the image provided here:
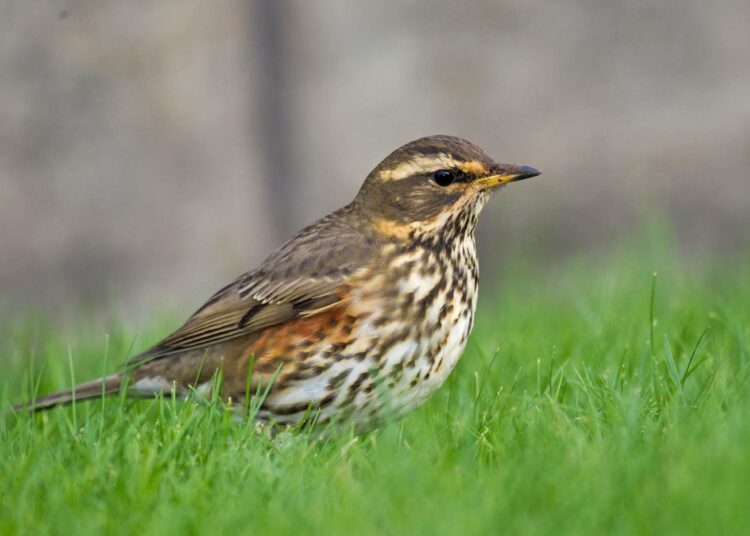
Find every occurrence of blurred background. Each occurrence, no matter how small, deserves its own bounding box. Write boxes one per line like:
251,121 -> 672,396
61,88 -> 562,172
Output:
1,0 -> 748,321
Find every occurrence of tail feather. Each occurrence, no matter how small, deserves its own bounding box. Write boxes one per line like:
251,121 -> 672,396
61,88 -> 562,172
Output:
11,374 -> 123,413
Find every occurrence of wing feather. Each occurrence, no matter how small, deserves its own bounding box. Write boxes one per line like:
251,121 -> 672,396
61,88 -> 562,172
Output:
128,204 -> 373,364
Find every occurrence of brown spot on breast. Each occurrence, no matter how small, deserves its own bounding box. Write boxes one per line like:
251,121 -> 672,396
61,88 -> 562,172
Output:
349,371 -> 370,395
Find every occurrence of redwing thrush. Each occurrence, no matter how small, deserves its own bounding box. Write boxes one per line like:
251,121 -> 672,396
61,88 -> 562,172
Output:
16,135 -> 540,430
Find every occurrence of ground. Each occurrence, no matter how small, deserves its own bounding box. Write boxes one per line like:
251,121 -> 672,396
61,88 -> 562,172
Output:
2,236 -> 749,535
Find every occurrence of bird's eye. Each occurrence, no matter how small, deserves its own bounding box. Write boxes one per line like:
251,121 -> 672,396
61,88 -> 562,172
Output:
433,169 -> 455,186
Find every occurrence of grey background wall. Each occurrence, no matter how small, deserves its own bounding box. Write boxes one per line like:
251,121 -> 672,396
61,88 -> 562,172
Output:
1,1 -> 748,319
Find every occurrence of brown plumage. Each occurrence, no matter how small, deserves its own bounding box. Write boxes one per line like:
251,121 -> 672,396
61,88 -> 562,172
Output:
14,135 -> 540,431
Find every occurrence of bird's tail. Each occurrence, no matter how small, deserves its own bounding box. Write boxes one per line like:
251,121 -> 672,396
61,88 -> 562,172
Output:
10,373 -> 123,413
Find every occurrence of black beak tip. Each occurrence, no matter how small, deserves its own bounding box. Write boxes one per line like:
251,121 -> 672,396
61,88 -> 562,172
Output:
518,165 -> 541,180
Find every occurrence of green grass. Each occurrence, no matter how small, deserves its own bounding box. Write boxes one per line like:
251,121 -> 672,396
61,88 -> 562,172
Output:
2,239 -> 749,535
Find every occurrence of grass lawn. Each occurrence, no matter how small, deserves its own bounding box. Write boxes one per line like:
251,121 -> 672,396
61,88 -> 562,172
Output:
2,238 -> 749,535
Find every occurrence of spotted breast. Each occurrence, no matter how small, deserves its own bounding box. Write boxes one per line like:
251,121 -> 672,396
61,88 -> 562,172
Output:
256,196 -> 485,430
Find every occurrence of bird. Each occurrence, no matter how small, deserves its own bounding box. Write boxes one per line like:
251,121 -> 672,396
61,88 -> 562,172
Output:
13,135 -> 540,431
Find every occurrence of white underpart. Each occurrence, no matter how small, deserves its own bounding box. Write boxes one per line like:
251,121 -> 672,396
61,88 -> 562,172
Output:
270,372 -> 329,407
132,376 -> 173,396
133,376 -> 215,402
382,340 -> 419,371
195,382 -> 213,396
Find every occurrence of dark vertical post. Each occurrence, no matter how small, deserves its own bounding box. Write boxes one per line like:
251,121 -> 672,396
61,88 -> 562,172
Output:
254,0 -> 295,240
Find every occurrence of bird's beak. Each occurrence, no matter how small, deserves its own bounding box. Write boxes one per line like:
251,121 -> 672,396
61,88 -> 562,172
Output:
473,165 -> 541,190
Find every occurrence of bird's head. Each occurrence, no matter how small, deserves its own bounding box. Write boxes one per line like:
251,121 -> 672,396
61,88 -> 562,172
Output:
354,135 -> 540,240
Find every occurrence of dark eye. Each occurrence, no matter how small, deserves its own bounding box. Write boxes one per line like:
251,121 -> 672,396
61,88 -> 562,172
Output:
433,169 -> 455,186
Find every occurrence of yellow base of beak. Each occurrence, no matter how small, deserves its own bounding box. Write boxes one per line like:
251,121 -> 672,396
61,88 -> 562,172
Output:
474,165 -> 541,190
